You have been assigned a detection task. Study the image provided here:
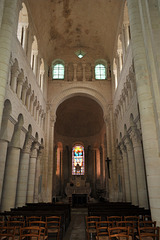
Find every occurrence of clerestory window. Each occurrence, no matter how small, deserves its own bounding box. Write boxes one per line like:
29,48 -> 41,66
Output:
95,64 -> 106,80
52,63 -> 64,79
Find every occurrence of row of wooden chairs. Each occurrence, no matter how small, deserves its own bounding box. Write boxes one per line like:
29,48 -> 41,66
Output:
86,216 -> 158,240
87,215 -> 151,222
0,216 -> 61,240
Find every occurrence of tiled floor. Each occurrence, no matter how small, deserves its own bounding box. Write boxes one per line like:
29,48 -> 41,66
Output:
63,208 -> 88,240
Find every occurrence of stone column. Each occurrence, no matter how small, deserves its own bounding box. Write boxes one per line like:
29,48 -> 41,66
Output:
34,145 -> 44,203
110,107 -> 118,201
0,0 -> 5,26
130,127 -> 149,209
82,63 -> 86,81
0,0 -> 18,126
116,146 -> 124,202
1,117 -> 23,211
104,116 -> 112,200
120,143 -> 131,202
27,141 -> 39,203
91,64 -> 95,81
65,63 -> 68,81
73,63 -> 77,81
0,139 -> 8,204
124,135 -> 138,206
21,84 -> 28,105
17,79 -> 23,99
127,0 -> 160,223
16,135 -> 32,207
47,116 -> 56,201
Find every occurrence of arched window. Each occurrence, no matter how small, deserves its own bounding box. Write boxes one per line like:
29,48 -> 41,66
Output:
39,58 -> 44,91
95,60 -> 107,80
52,62 -> 65,80
31,36 -> 38,74
72,145 -> 85,175
17,3 -> 29,50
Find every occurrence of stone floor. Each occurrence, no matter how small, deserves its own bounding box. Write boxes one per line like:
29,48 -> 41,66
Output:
63,208 -> 88,240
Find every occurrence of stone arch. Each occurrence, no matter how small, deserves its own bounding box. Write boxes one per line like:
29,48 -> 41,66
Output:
50,86 -> 108,118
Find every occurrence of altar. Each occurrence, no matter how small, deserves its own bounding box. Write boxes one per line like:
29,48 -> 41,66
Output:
65,176 -> 91,206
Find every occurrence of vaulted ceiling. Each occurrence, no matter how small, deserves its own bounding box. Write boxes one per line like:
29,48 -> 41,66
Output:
27,0 -> 124,64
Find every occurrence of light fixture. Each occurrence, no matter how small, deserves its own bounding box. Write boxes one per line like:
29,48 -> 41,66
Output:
75,49 -> 86,59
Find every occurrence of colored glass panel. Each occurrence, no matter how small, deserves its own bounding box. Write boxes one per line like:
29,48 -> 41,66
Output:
72,145 -> 85,175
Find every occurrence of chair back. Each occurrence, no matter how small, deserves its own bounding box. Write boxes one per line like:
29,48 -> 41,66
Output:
138,226 -> 159,240
20,226 -> 41,240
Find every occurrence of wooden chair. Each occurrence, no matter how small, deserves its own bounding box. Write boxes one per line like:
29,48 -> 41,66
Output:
8,216 -> 24,222
7,220 -> 25,238
138,226 -> 159,240
107,216 -> 123,227
26,216 -> 42,225
124,216 -> 139,222
96,221 -> 113,230
108,226 -> 130,240
86,216 -> 101,240
20,226 -> 41,240
138,221 -> 156,228
46,216 -> 61,240
96,226 -> 108,240
116,221 -> 135,239
0,226 -> 15,240
29,221 -> 47,240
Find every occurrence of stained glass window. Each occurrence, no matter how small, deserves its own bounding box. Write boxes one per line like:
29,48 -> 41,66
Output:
53,63 -> 64,79
72,145 -> 85,175
95,64 -> 106,80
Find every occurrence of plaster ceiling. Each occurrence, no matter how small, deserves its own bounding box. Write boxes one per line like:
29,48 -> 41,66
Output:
55,96 -> 104,138
27,0 -> 124,64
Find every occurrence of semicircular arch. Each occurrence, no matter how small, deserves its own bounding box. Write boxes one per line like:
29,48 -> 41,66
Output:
50,86 -> 108,118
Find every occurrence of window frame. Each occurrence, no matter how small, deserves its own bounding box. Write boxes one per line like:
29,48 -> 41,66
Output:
52,61 -> 65,80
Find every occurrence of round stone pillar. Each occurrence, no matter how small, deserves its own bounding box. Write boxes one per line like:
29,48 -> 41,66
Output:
130,127 -> 149,209
127,0 -> 160,223
27,141 -> 39,203
0,0 -> 18,126
16,136 -> 32,207
120,143 -> 131,202
0,139 -> 8,204
124,135 -> 138,206
1,146 -> 21,211
47,116 -> 56,201
34,145 -> 44,203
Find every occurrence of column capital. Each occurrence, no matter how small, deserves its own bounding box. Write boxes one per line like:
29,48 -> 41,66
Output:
31,141 -> 39,158
50,115 -> 56,126
129,127 -> 141,147
124,135 -> 132,150
22,137 -> 32,154
119,142 -> 127,154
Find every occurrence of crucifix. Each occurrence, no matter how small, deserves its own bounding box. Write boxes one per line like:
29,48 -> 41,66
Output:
105,157 -> 111,179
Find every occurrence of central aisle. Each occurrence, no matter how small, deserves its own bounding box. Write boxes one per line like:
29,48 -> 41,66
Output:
63,208 -> 88,240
